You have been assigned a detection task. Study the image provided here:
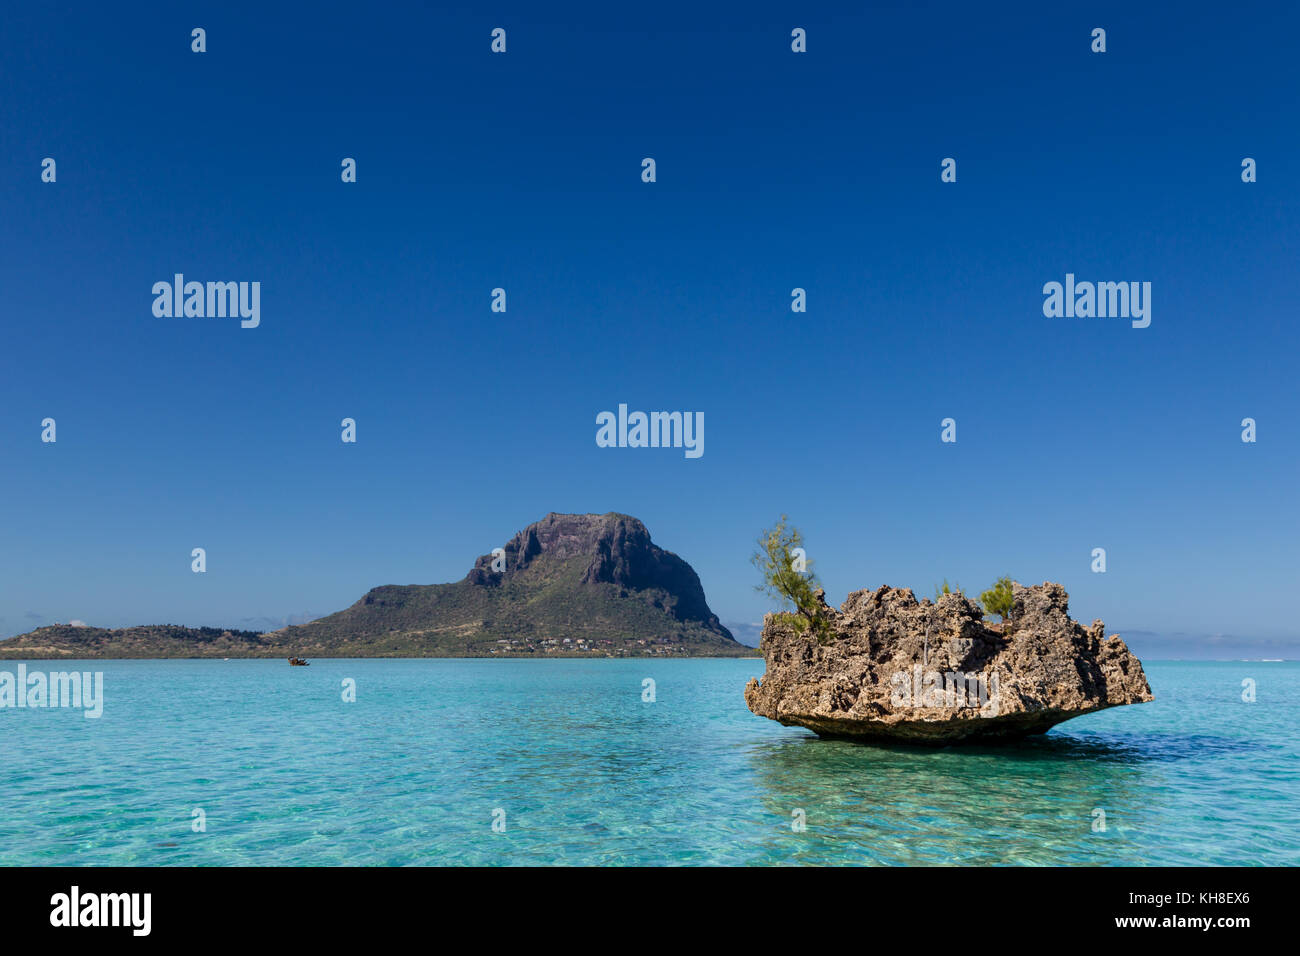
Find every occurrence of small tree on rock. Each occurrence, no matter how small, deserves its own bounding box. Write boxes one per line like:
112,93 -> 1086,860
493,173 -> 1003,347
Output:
752,516 -> 834,644
933,579 -> 963,601
980,576 -> 1015,625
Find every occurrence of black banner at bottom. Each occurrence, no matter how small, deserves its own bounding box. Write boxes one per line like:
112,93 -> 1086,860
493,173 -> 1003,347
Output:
0,866 -> 1275,943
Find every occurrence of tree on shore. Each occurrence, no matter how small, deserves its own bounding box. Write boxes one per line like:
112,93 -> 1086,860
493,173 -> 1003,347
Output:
751,516 -> 834,643
980,576 -> 1015,624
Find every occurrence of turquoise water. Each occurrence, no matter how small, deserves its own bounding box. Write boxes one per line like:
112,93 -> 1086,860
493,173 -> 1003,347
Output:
0,659 -> 1296,865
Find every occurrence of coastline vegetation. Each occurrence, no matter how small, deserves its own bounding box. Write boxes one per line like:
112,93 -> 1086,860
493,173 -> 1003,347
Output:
979,576 -> 1015,625
752,516 -> 835,645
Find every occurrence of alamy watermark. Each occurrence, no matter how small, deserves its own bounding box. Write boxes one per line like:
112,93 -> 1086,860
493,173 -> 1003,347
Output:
50,886 -> 150,936
890,664 -> 1001,717
0,665 -> 104,718
1042,273 -> 1150,328
152,274 -> 260,328
596,404 -> 703,458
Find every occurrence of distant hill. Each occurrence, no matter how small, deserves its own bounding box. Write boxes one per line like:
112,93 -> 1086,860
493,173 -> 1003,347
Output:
0,624 -> 271,659
0,513 -> 752,659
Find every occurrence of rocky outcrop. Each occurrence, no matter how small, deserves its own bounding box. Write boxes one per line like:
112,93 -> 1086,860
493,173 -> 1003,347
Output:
745,582 -> 1153,743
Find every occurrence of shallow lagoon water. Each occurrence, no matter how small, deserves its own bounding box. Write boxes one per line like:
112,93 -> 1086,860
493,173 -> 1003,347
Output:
1,659 -> 1295,865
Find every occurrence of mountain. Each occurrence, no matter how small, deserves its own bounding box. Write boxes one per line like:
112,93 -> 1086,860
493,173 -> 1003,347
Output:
0,513 -> 751,659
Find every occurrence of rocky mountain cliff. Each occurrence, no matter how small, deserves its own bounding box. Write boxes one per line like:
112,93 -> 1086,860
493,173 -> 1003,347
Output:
745,581 -> 1153,742
0,513 -> 747,659
276,512 -> 742,656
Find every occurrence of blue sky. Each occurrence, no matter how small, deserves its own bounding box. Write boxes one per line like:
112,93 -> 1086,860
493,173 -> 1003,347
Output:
2,2 -> 1296,657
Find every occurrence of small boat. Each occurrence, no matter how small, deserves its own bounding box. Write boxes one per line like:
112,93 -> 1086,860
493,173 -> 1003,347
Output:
288,657 -> 310,666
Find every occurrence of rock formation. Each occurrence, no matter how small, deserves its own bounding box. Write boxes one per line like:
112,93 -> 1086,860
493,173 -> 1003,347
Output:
745,581 -> 1153,743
